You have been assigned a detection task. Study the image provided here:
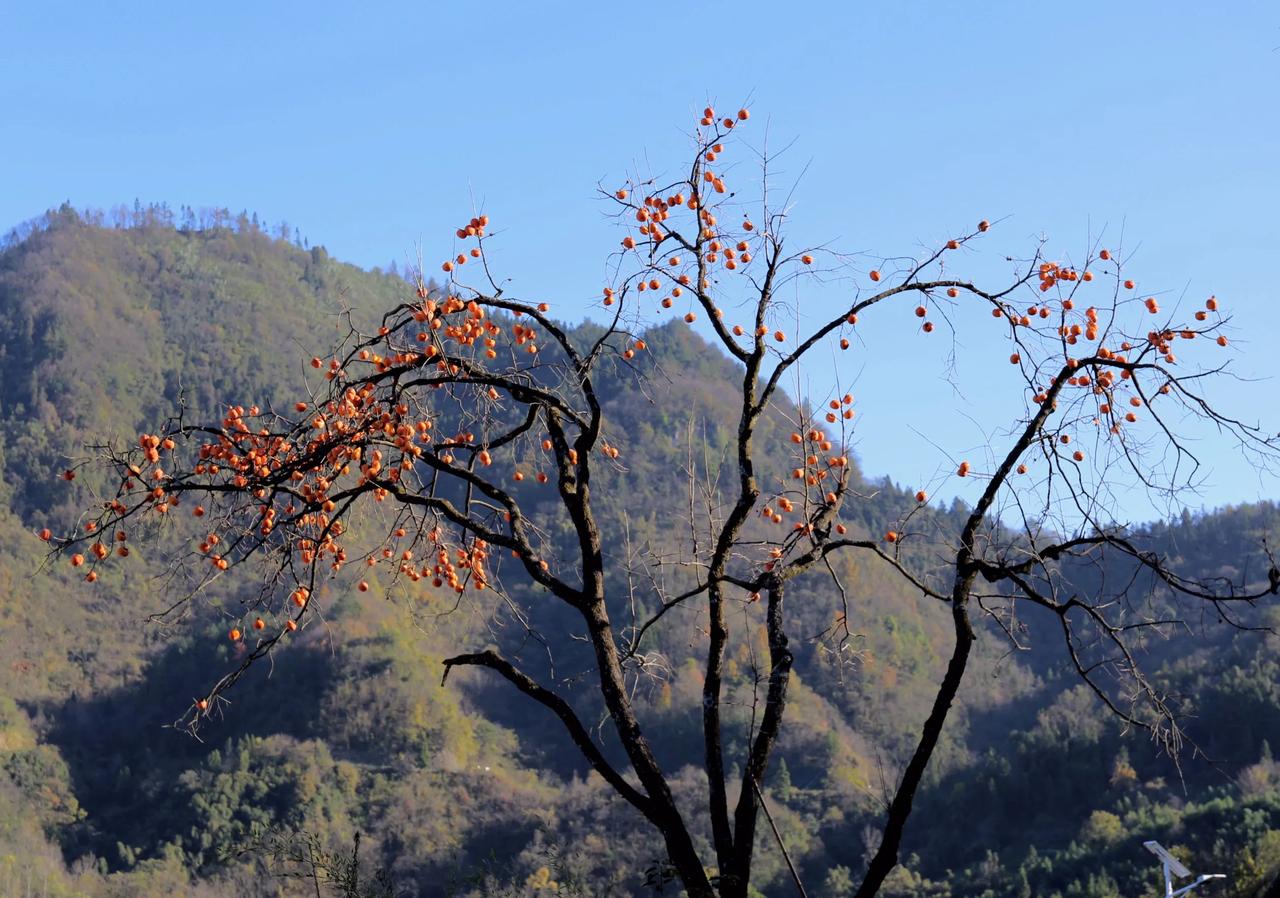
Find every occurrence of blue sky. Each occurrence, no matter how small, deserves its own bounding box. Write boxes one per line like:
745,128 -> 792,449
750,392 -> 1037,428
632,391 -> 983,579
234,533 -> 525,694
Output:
4,2 -> 1278,518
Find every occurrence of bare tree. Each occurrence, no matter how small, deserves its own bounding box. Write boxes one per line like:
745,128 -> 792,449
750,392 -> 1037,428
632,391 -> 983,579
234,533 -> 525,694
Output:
52,102 -> 1280,898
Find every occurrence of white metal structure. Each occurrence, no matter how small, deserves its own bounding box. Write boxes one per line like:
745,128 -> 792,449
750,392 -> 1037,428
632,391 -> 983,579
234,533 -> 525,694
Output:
1143,841 -> 1225,898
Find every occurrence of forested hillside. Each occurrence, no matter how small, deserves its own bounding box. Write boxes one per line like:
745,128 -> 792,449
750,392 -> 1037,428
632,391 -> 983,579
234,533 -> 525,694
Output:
1,209 -> 1277,898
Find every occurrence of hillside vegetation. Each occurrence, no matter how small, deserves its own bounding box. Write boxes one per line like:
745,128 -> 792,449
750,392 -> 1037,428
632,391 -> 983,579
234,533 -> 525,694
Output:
1,209 -> 1277,898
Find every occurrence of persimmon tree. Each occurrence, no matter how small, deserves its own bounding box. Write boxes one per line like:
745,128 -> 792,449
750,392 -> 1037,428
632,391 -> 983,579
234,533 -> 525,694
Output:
51,102 -> 1280,898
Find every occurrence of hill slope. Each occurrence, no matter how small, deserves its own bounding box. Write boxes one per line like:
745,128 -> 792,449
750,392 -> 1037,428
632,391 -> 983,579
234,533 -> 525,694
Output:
0,211 -> 1277,898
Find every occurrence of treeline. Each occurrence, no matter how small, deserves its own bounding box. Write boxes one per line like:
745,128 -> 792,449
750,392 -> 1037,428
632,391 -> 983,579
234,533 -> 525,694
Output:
0,203 -> 415,280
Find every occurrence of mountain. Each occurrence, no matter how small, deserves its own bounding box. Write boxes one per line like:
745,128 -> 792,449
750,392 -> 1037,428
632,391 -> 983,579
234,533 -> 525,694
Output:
0,208 -> 1277,898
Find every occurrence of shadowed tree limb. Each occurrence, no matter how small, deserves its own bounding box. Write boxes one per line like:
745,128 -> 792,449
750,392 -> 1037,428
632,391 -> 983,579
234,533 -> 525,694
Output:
441,649 -> 654,817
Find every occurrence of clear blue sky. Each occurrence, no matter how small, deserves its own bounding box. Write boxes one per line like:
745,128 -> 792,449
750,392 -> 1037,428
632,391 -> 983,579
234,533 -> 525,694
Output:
4,2 -> 1278,519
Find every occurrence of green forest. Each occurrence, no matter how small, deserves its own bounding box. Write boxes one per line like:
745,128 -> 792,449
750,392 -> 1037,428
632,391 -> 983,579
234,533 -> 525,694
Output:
1,208 -> 1277,898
